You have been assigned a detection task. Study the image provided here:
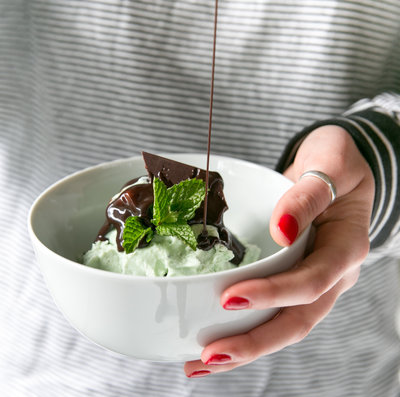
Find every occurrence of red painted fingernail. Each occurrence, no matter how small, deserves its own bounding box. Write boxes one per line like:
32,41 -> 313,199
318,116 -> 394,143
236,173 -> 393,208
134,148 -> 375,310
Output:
278,214 -> 298,245
223,296 -> 249,310
188,370 -> 211,378
205,354 -> 232,365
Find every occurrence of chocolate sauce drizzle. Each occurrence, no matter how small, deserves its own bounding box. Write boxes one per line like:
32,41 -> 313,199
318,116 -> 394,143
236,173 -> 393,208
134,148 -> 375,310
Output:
202,0 -> 219,234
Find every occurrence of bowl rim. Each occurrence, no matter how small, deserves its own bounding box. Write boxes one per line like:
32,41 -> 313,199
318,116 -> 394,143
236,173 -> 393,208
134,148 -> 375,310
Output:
28,153 -> 309,283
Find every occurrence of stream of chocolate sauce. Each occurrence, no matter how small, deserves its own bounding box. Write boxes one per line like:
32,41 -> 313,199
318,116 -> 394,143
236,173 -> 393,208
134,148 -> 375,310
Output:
94,0 -> 245,264
202,0 -> 219,234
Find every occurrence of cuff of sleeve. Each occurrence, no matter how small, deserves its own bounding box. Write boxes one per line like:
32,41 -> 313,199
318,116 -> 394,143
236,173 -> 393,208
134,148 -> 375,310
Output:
276,93 -> 400,249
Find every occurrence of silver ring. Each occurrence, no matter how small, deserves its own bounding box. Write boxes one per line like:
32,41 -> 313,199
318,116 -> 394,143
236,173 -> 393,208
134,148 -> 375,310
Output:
299,170 -> 337,203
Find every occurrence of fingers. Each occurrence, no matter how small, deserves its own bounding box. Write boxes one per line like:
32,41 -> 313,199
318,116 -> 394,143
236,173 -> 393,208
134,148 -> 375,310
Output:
222,212 -> 369,310
187,207 -> 367,378
222,174 -> 372,310
185,267 -> 360,377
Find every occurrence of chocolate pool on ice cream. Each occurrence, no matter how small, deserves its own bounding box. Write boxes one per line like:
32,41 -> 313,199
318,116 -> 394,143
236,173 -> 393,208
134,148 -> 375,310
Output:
83,152 -> 260,277
28,153 -> 311,361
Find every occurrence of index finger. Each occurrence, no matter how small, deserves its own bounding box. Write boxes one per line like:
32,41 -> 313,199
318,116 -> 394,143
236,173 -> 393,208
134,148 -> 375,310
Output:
222,205 -> 370,310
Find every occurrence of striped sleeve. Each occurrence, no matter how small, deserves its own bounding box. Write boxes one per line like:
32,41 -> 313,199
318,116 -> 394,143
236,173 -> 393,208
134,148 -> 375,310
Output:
276,92 -> 400,251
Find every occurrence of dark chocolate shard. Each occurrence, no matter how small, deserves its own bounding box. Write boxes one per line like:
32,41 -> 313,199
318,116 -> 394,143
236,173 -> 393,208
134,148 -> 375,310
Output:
142,151 -> 227,226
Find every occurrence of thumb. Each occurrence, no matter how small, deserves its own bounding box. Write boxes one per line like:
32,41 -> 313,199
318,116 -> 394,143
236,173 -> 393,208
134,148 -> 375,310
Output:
270,125 -> 373,247
270,169 -> 334,246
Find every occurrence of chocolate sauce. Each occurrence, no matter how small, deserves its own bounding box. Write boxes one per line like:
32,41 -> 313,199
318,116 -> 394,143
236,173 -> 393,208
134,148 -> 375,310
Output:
95,177 -> 154,251
203,0 -> 219,234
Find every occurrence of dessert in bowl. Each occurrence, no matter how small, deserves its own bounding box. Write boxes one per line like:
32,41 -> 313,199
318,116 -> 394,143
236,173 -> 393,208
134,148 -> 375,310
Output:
28,153 -> 311,361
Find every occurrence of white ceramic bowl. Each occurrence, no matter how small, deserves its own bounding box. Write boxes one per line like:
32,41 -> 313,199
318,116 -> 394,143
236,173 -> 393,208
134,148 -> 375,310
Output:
29,154 -> 310,362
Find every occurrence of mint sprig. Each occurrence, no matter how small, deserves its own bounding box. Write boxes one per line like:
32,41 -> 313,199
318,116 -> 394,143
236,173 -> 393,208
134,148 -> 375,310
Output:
123,217 -> 154,254
122,177 -> 206,253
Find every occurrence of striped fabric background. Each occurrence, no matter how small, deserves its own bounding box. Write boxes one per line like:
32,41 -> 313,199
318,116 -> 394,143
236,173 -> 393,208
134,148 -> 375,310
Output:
1,1 -> 400,396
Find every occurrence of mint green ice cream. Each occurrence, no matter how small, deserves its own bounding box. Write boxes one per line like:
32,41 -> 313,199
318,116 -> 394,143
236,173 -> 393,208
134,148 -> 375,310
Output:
83,225 -> 260,277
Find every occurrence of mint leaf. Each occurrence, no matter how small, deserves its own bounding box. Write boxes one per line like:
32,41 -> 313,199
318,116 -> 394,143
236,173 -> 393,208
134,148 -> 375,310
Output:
152,178 -> 170,225
157,223 -> 198,250
123,216 -> 154,254
168,178 -> 206,221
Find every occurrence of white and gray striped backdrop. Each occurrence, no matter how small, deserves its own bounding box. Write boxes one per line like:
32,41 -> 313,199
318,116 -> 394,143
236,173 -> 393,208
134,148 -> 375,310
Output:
1,1 -> 400,396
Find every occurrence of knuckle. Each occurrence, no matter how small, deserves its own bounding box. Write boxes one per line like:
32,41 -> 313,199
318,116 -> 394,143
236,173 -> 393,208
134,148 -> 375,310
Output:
343,228 -> 370,267
294,191 -> 321,219
292,317 -> 314,344
297,263 -> 331,304
261,277 -> 281,306
305,281 -> 326,304
356,237 -> 370,263
344,267 -> 361,290
235,333 -> 259,362
348,273 -> 360,289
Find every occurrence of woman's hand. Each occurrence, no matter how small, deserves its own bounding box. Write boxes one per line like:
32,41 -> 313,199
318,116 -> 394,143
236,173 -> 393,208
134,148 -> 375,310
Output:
184,125 -> 375,378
